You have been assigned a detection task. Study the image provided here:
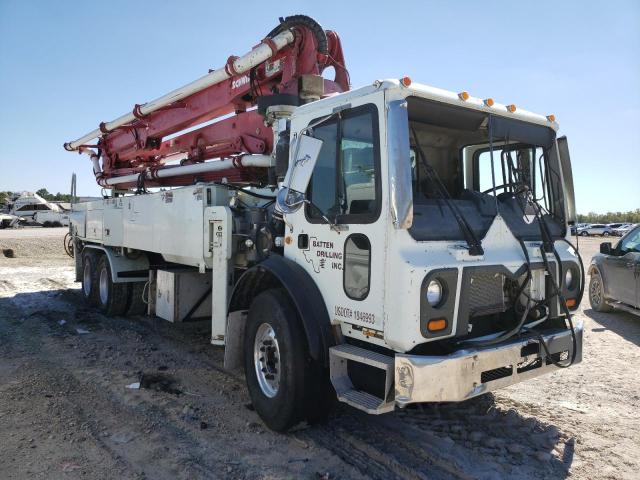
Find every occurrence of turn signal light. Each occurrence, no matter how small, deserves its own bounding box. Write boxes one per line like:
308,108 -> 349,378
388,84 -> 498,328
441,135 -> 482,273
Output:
546,114 -> 556,122
427,318 -> 447,332
400,76 -> 412,87
458,91 -> 470,101
507,104 -> 517,113
484,98 -> 494,107
566,298 -> 577,308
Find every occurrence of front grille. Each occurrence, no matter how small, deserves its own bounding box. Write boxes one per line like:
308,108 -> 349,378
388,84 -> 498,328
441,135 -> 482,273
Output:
517,358 -> 542,373
481,365 -> 513,383
468,272 -> 505,317
546,350 -> 569,365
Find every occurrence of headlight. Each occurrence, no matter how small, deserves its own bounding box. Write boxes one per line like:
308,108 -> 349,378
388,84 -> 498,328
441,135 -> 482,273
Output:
565,268 -> 574,289
426,279 -> 444,307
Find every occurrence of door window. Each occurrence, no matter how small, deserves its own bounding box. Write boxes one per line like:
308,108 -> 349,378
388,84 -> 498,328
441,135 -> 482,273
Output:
306,104 -> 380,223
344,234 -> 371,300
619,227 -> 640,253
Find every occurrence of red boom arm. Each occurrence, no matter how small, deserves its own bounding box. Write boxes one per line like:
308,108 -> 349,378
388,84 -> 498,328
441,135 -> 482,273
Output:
88,16 -> 348,188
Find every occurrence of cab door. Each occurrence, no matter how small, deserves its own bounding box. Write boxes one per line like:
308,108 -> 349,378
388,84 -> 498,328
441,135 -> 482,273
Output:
606,226 -> 640,307
285,98 -> 388,335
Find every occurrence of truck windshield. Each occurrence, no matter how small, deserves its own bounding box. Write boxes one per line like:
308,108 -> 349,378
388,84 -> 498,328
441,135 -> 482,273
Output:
407,96 -> 565,242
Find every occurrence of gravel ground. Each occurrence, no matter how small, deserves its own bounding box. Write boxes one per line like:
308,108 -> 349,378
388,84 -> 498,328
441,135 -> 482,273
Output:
0,227 -> 638,479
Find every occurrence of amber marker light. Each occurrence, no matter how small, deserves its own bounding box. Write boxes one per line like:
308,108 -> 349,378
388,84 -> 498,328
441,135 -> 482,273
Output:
400,76 -> 412,87
484,98 -> 494,107
458,91 -> 470,101
566,298 -> 577,308
547,114 -> 556,122
427,318 -> 447,332
284,236 -> 293,245
507,104 -> 517,113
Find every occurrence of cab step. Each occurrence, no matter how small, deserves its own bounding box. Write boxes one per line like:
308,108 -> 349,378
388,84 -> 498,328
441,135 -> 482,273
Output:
329,344 -> 395,414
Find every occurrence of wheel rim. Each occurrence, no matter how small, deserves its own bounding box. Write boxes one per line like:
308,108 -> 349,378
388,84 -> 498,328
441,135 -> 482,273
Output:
590,277 -> 603,306
99,266 -> 109,305
83,260 -> 92,297
253,322 -> 281,398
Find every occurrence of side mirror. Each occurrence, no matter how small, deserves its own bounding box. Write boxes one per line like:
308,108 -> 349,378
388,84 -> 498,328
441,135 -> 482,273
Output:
557,136 -> 576,225
276,134 -> 323,214
600,242 -> 612,255
387,99 -> 413,229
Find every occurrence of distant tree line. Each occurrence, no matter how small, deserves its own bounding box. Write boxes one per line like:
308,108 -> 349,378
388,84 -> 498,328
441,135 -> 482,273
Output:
35,188 -> 72,202
577,209 -> 640,224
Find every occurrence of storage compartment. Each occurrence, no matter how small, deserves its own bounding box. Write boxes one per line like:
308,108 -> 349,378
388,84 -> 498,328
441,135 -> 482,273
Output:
155,269 -> 211,322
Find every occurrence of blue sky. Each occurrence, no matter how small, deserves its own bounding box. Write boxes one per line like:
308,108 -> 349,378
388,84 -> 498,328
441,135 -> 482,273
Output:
0,0 -> 638,213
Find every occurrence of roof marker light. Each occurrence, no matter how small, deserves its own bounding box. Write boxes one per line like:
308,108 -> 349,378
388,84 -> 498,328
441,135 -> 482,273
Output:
546,114 -> 556,122
484,98 -> 494,107
458,91 -> 470,101
507,104 -> 517,113
400,76 -> 412,87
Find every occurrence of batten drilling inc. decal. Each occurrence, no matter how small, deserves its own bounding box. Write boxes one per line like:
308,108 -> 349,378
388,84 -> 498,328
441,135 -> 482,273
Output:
303,237 -> 343,273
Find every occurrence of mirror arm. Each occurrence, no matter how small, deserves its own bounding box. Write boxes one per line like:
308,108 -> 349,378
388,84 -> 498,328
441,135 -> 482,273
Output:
303,199 -> 345,233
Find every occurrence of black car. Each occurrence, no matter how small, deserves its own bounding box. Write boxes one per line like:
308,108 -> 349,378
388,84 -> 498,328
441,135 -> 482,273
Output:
588,225 -> 640,315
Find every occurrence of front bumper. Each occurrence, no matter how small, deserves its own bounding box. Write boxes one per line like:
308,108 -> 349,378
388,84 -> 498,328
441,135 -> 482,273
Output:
394,322 -> 583,406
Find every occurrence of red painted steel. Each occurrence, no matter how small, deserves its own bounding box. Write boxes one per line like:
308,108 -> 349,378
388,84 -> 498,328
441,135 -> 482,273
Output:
96,19 -> 349,188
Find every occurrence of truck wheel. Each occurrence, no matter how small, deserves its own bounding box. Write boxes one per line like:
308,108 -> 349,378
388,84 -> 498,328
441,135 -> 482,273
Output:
589,271 -> 613,312
244,289 -> 308,432
96,255 -> 129,316
127,281 -> 147,316
81,250 -> 99,306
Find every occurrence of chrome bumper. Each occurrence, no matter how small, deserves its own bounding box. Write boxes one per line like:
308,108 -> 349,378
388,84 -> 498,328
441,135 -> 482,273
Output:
394,322 -> 583,406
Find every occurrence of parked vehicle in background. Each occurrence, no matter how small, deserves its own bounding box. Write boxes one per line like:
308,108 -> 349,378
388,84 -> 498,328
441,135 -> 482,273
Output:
578,224 -> 612,236
571,223 -> 589,235
7,191 -> 63,222
589,225 -> 640,316
33,210 -> 70,227
613,223 -> 636,237
0,213 -> 25,229
607,223 -> 625,230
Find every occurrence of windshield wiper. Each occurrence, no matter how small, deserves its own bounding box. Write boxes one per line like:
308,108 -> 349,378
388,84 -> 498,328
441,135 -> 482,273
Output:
411,127 -> 484,256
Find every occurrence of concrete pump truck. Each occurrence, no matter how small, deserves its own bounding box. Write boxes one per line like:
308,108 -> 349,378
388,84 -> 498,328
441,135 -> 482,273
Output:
64,15 -> 584,431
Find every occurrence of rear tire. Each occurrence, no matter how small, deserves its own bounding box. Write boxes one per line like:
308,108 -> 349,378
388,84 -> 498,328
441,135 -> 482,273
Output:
580,231 -> 588,236
96,255 -> 129,316
589,270 -> 613,312
603,231 -> 610,236
81,250 -> 99,306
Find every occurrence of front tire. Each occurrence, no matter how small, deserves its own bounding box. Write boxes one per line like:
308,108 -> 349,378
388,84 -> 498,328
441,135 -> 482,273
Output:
603,231 -> 610,236
96,255 -> 129,316
580,231 -> 588,236
589,270 -> 613,312
243,289 -> 309,432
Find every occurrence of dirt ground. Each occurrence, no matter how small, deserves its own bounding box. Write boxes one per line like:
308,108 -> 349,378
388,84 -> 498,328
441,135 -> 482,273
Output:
0,227 -> 638,480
